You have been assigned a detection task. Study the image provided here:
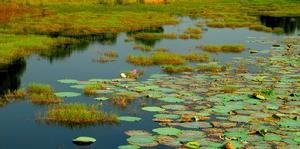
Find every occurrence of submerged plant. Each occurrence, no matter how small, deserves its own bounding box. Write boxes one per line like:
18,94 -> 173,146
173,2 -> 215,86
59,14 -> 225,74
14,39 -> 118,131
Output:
133,44 -> 152,52
40,103 -> 118,125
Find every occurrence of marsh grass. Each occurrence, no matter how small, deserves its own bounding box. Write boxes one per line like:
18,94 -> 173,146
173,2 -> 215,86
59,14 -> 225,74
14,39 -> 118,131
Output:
196,62 -> 226,73
95,50 -> 119,63
183,53 -> 209,62
3,89 -> 26,100
133,44 -> 152,52
112,93 -> 136,108
127,52 -> 209,66
155,48 -> 169,52
41,103 -> 118,125
83,83 -> 106,96
184,27 -> 202,35
27,83 -> 54,95
199,44 -> 246,53
30,93 -> 63,105
26,83 -> 63,104
162,65 -> 193,73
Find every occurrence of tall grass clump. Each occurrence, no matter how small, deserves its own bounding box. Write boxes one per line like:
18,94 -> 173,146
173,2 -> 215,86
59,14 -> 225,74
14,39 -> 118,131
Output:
83,83 -> 106,96
198,44 -> 246,53
196,62 -> 226,73
162,65 -> 193,74
40,103 -> 118,125
112,92 -> 137,108
26,83 -> 62,104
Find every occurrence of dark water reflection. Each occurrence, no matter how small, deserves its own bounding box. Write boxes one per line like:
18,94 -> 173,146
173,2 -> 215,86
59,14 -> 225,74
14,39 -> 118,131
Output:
127,27 -> 164,46
0,59 -> 26,96
259,15 -> 300,35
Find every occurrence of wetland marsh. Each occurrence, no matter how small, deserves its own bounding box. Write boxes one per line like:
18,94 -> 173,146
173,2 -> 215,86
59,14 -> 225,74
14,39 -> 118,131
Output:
0,0 -> 300,149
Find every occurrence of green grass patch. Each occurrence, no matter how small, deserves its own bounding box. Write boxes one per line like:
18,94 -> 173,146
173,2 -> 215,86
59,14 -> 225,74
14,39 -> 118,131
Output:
40,103 -> 118,125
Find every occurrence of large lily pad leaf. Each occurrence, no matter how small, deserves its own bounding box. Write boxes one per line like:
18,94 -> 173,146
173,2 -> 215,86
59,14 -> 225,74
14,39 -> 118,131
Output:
55,92 -> 81,98
158,97 -> 185,103
229,115 -> 252,123
264,133 -> 282,141
58,79 -> 79,84
72,136 -> 96,145
154,114 -> 180,119
118,116 -> 142,122
142,106 -> 165,112
152,127 -> 182,136
118,145 -> 140,149
127,135 -> 158,147
95,97 -> 109,101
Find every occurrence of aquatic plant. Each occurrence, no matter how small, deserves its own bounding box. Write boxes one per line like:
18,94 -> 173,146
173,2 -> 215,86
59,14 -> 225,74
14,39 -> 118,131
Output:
3,89 -> 26,100
133,44 -> 152,52
151,52 -> 185,65
199,44 -> 246,53
103,50 -> 119,58
196,62 -> 226,72
41,103 -> 118,125
112,93 -> 137,108
184,27 -> 202,34
182,53 -> 209,62
126,55 -> 154,65
30,93 -> 63,105
162,65 -> 193,74
83,83 -> 106,96
27,83 -> 54,95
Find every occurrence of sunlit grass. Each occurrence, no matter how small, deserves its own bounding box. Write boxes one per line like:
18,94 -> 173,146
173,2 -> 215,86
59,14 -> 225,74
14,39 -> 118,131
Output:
162,65 -> 193,74
199,44 -> 246,53
40,103 -> 118,125
83,83 -> 106,96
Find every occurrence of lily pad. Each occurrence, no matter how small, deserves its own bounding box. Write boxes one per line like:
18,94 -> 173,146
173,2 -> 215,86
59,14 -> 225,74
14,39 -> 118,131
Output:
95,97 -> 109,101
118,145 -> 141,149
184,141 -> 200,149
158,97 -> 185,103
55,92 -> 81,98
152,127 -> 182,136
118,145 -> 140,149
154,114 -> 180,119
72,136 -> 96,145
142,106 -> 165,112
229,115 -> 252,123
57,79 -> 79,84
264,133 -> 282,141
118,116 -> 142,122
127,135 -> 158,147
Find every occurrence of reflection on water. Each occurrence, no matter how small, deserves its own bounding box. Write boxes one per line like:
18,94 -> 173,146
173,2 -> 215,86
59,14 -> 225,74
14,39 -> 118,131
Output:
0,58 -> 26,96
127,27 -> 164,46
40,33 -> 119,62
259,15 -> 300,34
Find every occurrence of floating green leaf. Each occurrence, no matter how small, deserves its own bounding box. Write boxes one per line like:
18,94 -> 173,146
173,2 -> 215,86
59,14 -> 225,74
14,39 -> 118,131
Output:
55,92 -> 81,98
72,136 -> 96,145
118,116 -> 142,122
142,106 -> 165,112
152,127 -> 182,136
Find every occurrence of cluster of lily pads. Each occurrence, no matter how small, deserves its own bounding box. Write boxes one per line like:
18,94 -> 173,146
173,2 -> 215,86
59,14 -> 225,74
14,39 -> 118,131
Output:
53,38 -> 299,148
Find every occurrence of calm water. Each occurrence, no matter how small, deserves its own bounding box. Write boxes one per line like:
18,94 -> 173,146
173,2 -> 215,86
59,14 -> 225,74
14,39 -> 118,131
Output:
0,17 -> 298,149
